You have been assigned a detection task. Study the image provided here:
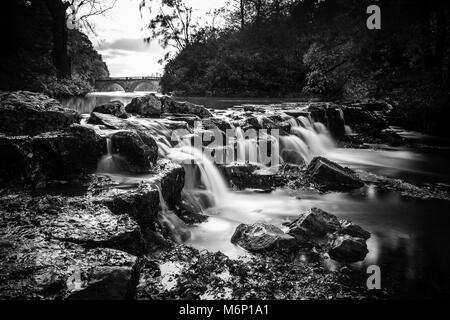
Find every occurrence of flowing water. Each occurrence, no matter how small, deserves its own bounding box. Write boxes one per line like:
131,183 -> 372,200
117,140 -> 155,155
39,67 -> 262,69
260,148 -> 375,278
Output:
63,92 -> 450,298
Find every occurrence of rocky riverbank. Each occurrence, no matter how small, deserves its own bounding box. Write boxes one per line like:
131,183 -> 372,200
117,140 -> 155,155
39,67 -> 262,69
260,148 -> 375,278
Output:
1,91 -> 446,300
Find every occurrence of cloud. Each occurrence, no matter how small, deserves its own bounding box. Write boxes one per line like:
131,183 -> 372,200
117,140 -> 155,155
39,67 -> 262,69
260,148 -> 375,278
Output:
102,38 -> 153,52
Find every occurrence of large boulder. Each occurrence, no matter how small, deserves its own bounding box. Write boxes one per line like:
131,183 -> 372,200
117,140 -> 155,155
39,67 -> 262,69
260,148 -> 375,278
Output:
306,157 -> 364,191
161,97 -> 213,119
328,235 -> 369,263
93,100 -> 128,119
110,131 -> 158,173
125,94 -> 162,117
287,207 -> 370,262
231,223 -> 297,253
0,125 -> 103,185
0,91 -> 81,136
287,208 -> 341,244
219,163 -> 279,190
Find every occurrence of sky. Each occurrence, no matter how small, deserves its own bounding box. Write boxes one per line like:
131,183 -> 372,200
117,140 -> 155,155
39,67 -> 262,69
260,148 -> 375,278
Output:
84,0 -> 227,77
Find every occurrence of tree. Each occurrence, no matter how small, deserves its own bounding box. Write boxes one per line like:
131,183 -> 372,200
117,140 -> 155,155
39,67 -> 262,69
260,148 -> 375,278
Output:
35,0 -> 116,79
144,0 -> 195,54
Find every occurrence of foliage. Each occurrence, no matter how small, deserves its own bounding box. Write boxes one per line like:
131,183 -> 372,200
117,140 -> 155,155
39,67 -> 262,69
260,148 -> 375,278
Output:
0,0 -> 109,97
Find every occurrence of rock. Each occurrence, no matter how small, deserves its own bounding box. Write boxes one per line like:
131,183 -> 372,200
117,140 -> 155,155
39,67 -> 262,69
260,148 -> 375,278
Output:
379,129 -> 404,146
231,223 -> 297,252
102,160 -> 184,226
87,112 -> 124,129
308,104 -> 345,139
202,117 -> 232,132
306,157 -> 364,191
93,100 -> 128,119
0,194 -> 142,299
0,125 -> 103,185
0,91 -> 81,136
161,97 -> 213,119
110,131 -> 158,173
125,93 -> 162,117
219,163 -> 279,190
288,208 -> 341,244
328,235 -> 369,263
0,239 -> 139,300
339,220 -> 371,240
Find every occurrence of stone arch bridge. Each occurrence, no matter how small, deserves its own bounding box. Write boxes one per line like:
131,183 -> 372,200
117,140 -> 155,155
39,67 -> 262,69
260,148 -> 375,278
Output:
94,76 -> 161,92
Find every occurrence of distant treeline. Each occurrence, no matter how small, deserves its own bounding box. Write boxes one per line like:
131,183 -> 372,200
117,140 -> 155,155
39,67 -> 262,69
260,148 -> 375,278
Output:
158,0 -> 450,134
0,0 -> 109,97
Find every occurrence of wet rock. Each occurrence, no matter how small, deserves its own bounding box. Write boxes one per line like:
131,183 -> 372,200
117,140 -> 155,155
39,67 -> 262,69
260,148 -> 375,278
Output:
93,100 -> 128,119
379,129 -> 404,146
0,194 -> 143,299
161,97 -> 212,119
306,157 -> 364,191
287,208 -> 341,244
202,117 -> 232,132
125,93 -> 162,117
231,223 -> 297,252
219,163 -> 279,190
0,239 -> 139,300
328,235 -> 369,263
87,112 -> 124,129
0,125 -> 103,185
0,91 -> 81,136
102,160 -> 184,225
103,184 -> 160,227
110,131 -> 158,173
339,220 -> 371,240
308,104 -> 345,139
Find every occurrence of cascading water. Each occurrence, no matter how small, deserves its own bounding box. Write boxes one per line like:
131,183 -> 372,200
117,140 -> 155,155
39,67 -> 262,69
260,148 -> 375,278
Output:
280,115 -> 335,164
97,137 -> 124,173
156,185 -> 191,243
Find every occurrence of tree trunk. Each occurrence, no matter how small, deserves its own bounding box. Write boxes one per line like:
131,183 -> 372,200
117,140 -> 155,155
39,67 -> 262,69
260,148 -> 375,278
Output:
240,0 -> 245,29
435,0 -> 447,83
43,0 -> 71,79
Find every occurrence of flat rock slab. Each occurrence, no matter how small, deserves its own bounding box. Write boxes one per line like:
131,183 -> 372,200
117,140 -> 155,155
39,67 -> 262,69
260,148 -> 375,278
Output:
0,91 -> 81,136
0,193 -> 145,256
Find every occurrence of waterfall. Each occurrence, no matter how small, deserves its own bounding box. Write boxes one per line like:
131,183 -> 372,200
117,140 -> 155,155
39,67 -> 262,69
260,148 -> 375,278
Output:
167,145 -> 229,207
280,115 -> 335,164
155,185 -> 191,243
97,137 -> 123,173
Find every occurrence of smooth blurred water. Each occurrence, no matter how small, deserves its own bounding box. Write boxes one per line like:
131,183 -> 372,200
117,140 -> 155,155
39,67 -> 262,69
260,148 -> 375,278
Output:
64,92 -> 450,298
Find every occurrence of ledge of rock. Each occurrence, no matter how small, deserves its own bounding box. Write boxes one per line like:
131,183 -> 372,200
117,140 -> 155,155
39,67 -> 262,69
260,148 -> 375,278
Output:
231,223 -> 297,252
0,91 -> 81,136
0,193 -> 142,300
102,160 -> 185,226
306,157 -> 364,191
0,124 -> 104,186
219,163 -> 280,190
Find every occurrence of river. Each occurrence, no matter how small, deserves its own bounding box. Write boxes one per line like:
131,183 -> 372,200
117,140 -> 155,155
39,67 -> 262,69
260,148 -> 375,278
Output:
62,91 -> 450,298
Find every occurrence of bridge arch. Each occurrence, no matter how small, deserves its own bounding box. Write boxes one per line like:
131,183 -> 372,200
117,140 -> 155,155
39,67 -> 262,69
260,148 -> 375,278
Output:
95,77 -> 161,93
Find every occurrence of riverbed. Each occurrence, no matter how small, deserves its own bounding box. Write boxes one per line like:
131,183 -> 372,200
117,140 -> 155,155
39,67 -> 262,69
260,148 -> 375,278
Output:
62,91 -> 450,298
